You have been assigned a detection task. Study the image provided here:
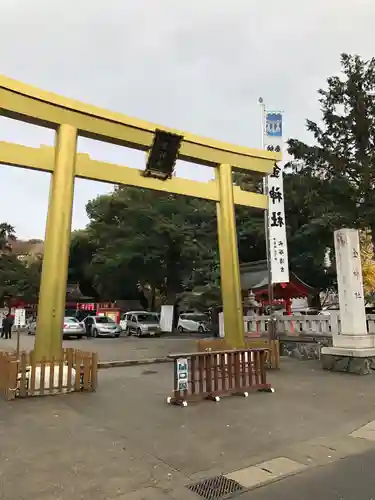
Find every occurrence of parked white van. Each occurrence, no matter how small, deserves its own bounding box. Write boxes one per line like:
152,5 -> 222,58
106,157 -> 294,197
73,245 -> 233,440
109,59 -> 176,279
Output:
177,313 -> 210,333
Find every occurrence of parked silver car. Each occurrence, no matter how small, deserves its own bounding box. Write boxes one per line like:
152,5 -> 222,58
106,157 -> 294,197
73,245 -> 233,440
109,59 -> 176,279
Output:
83,315 -> 121,338
63,317 -> 86,339
125,312 -> 161,337
28,316 -> 86,339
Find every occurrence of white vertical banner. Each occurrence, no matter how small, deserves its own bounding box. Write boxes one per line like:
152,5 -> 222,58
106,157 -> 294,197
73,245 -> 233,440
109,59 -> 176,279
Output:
263,110 -> 289,284
14,308 -> 26,328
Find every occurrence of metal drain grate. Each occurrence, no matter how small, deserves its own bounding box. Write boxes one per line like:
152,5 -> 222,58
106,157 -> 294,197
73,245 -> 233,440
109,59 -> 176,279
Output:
187,476 -> 245,499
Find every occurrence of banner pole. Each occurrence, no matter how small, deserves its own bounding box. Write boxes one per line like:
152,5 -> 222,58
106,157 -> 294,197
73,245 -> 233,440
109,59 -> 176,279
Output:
259,98 -> 275,339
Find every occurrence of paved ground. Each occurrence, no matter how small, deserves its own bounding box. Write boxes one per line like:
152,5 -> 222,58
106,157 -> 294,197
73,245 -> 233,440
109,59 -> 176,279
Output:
238,448 -> 375,499
0,331 -> 197,362
2,359 -> 375,499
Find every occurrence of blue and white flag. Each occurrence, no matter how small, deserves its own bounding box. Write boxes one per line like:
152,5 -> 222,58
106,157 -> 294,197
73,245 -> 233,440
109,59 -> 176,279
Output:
263,110 -> 289,284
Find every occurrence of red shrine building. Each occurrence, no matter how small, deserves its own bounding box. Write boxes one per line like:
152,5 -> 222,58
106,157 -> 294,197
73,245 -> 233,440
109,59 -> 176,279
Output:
240,260 -> 315,315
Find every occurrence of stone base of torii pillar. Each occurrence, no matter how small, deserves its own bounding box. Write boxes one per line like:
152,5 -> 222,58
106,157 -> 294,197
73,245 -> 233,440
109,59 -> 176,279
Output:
321,229 -> 375,375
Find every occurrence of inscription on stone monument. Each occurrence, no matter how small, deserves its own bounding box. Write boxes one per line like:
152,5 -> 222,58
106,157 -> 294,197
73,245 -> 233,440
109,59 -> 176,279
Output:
334,229 -> 366,336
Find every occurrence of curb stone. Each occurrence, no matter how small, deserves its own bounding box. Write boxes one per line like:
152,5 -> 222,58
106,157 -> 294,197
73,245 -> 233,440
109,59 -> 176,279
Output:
223,457 -> 307,493
186,422 -> 375,496
98,357 -> 172,369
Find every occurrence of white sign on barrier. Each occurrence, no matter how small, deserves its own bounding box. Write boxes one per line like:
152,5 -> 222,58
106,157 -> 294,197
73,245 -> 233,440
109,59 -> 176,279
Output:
176,357 -> 189,391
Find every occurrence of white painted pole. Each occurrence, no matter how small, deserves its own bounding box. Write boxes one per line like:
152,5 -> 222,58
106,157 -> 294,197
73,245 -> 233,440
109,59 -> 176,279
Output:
259,98 -> 275,337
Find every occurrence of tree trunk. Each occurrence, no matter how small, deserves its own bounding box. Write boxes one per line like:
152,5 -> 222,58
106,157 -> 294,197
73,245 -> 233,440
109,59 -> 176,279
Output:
173,298 -> 181,329
138,290 -> 149,310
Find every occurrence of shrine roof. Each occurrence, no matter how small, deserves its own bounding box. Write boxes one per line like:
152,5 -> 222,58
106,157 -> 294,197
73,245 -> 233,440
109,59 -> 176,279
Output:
239,260 -> 315,298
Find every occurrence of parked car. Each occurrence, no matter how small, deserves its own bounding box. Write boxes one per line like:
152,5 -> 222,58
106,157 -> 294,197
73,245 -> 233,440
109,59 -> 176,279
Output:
124,311 -> 161,337
27,320 -> 37,335
319,305 -> 340,317
293,307 -> 321,316
83,315 -> 121,338
177,313 -> 210,333
120,311 -> 145,332
28,316 -> 86,339
62,317 -> 86,339
320,305 -> 375,317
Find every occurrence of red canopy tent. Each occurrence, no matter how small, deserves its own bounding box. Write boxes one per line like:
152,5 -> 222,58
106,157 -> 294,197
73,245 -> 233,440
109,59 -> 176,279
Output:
240,260 -> 315,314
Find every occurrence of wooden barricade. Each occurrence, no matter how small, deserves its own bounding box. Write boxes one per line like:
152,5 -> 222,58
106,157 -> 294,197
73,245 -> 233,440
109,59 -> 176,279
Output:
0,348 -> 98,400
167,348 -> 274,407
196,338 -> 280,369
0,353 -> 17,401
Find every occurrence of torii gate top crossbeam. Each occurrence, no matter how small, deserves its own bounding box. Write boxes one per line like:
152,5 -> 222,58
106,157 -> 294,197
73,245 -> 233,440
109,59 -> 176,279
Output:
0,74 -> 280,173
0,142 -> 268,209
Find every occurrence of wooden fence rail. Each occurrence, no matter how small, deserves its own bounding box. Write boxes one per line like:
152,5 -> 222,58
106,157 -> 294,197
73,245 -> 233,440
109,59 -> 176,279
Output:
0,348 -> 98,400
167,348 -> 274,407
196,338 -> 280,369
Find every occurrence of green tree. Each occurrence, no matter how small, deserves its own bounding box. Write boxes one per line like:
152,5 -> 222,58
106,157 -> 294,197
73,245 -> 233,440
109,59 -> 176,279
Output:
233,172 -> 268,264
16,257 -> 42,302
360,230 -> 375,300
71,167 -> 342,308
70,187 -> 220,305
0,223 -> 42,305
282,171 -> 338,305
0,254 -> 41,305
68,230 -> 99,299
288,53 -> 375,251
233,170 -> 339,303
0,223 -> 15,251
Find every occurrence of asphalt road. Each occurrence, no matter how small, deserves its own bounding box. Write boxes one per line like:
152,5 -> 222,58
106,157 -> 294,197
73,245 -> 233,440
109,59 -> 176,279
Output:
238,448 -> 375,500
0,331 -> 199,361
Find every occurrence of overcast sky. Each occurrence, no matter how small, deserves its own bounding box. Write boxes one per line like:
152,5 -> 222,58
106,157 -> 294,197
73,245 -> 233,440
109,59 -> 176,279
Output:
1,0 -> 374,239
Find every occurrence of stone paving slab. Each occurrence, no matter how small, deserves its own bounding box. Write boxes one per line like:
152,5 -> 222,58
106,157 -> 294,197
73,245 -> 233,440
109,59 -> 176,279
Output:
224,457 -> 307,491
226,466 -> 274,488
3,359 -> 375,499
350,419 -> 375,441
256,457 -> 306,477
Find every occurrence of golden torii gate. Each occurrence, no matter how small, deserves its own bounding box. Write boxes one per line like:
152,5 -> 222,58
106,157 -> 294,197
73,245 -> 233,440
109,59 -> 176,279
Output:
0,75 -> 280,360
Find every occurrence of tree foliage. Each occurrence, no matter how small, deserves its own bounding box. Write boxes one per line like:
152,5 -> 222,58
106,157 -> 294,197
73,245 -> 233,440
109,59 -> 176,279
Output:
288,53 -> 375,250
0,224 -> 42,305
0,223 -> 15,251
360,230 -> 375,300
234,171 -> 337,299
233,172 -> 267,264
69,187 -> 220,304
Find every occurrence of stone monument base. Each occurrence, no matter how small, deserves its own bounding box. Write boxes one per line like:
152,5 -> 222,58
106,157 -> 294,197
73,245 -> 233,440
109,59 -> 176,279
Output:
332,333 -> 375,349
321,346 -> 375,375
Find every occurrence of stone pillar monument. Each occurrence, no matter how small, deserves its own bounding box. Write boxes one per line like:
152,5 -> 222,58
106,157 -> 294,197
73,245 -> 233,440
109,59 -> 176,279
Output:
321,229 -> 375,374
